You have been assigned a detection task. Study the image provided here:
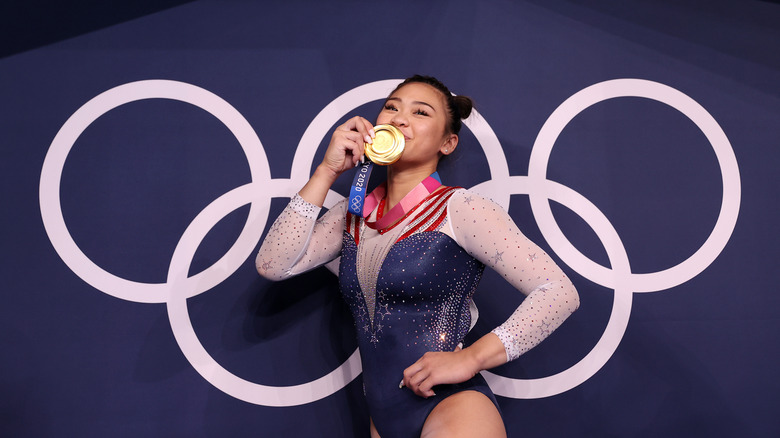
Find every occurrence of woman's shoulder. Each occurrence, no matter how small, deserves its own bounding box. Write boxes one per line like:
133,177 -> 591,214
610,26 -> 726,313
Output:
445,187 -> 504,211
443,188 -> 512,231
442,187 -> 517,246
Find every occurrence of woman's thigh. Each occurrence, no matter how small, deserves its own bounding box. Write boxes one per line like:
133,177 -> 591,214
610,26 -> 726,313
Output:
420,390 -> 506,438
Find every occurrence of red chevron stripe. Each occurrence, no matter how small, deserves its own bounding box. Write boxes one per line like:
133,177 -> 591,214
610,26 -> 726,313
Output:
397,187 -> 459,242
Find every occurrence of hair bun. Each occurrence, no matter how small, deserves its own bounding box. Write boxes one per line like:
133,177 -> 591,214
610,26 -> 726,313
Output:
451,95 -> 473,120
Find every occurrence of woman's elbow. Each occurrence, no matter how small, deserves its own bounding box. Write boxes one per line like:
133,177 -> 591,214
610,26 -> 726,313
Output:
255,252 -> 289,281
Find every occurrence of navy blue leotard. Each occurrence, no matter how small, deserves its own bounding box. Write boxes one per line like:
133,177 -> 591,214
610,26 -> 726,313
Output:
338,187 -> 499,437
255,185 -> 580,437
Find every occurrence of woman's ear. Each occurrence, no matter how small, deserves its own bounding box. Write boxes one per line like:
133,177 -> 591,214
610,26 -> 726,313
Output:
440,134 -> 459,155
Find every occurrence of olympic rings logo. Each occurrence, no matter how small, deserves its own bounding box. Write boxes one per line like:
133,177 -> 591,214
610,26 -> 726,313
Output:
350,194 -> 363,212
39,78 -> 740,405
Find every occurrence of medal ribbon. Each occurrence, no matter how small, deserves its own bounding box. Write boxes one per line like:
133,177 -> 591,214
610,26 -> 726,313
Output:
364,173 -> 441,230
348,161 -> 374,216
348,161 -> 441,228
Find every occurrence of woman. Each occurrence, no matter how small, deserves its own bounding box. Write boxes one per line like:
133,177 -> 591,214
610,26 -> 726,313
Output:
256,75 -> 579,437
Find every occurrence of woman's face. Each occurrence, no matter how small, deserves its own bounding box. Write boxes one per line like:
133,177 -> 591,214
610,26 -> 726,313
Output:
376,82 -> 456,169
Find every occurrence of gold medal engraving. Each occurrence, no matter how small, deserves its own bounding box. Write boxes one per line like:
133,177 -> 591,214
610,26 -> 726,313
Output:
365,124 -> 405,165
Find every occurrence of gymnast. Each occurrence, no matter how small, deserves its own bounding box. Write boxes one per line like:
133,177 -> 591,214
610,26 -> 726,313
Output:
256,75 -> 579,437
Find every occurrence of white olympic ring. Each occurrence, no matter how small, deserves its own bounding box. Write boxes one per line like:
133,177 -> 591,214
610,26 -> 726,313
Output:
40,78 -> 739,404
483,79 -> 740,398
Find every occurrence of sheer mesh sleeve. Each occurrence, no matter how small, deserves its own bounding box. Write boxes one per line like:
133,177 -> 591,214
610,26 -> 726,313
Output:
446,190 -> 579,362
255,194 -> 346,281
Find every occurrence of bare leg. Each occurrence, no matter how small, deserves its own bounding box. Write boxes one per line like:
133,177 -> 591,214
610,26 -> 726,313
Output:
370,417 -> 382,438
420,391 -> 506,438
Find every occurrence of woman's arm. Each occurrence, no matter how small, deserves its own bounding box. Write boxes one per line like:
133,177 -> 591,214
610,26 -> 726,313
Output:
255,116 -> 375,280
448,190 -> 579,360
255,195 -> 346,280
402,190 -> 579,397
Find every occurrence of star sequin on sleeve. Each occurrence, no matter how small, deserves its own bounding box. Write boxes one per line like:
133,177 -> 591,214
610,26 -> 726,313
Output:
492,250 -> 504,264
269,218 -> 282,234
540,319 -> 552,336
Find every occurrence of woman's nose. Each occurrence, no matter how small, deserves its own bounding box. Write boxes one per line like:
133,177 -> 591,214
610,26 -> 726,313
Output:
391,112 -> 408,127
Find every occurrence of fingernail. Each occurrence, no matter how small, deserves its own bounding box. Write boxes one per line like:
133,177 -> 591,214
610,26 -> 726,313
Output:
370,129 -> 375,138
399,380 -> 404,389
365,135 -> 373,144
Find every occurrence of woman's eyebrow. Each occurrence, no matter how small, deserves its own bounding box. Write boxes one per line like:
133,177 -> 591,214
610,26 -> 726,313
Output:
386,96 -> 437,112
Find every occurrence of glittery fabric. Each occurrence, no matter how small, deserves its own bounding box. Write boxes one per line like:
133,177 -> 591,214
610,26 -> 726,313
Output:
255,194 -> 344,281
342,225 -> 484,352
256,188 -> 579,435
288,193 -> 319,220
340,200 -> 496,437
443,191 -> 579,361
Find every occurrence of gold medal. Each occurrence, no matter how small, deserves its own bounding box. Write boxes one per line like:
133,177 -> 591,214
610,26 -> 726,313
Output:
365,124 -> 405,165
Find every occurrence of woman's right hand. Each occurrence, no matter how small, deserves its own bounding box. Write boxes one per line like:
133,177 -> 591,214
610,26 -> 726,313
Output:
320,116 -> 376,176
298,116 -> 375,208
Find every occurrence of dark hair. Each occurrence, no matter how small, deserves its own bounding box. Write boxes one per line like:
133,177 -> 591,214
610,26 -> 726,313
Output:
390,75 -> 474,135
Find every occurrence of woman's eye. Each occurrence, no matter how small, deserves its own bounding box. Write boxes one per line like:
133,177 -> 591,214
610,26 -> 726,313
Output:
383,103 -> 397,111
414,109 -> 429,116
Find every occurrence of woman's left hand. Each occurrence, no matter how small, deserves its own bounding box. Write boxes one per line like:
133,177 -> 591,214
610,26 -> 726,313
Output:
401,345 -> 481,398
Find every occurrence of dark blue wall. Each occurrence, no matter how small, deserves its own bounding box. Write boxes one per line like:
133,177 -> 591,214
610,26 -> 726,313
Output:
2,0 -> 778,436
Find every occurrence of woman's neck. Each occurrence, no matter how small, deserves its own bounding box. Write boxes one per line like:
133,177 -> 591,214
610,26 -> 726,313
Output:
385,164 -> 438,211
